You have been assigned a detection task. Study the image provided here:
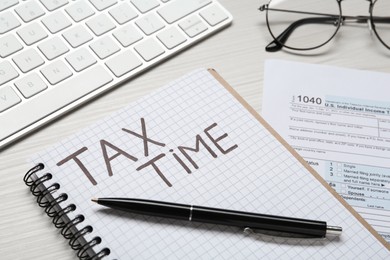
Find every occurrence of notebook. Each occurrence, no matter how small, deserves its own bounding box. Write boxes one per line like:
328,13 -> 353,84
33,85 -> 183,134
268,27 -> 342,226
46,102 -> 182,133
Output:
24,69 -> 390,259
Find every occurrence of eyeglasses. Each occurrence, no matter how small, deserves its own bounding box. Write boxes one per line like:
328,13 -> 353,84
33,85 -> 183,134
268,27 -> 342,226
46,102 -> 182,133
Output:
259,0 -> 390,52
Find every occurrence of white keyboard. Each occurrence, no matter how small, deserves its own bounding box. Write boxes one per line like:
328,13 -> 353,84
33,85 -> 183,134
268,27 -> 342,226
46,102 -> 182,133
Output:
0,0 -> 232,149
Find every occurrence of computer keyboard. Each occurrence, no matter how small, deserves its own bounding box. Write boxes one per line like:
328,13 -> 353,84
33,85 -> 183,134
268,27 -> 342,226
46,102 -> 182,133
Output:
0,0 -> 232,149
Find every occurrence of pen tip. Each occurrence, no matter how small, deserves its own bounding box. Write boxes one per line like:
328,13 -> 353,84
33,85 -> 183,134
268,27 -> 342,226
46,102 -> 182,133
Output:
91,197 -> 98,203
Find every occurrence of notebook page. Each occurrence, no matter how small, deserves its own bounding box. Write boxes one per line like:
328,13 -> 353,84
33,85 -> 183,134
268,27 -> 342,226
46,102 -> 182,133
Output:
31,69 -> 389,259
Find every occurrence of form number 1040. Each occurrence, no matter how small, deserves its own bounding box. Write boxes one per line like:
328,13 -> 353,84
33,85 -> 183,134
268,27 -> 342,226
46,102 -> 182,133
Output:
296,95 -> 322,105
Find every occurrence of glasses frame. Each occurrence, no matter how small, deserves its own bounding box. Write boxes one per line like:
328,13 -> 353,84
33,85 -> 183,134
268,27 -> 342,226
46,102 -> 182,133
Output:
260,0 -> 390,52
370,0 -> 390,50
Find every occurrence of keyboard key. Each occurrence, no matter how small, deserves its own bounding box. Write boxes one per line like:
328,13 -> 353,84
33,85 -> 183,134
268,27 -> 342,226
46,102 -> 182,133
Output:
89,0 -> 117,11
157,26 -> 186,49
105,50 -> 142,77
40,60 -> 72,85
41,11 -> 72,33
65,1 -> 95,22
0,66 -> 113,140
40,0 -> 69,11
89,36 -> 120,59
200,4 -> 228,26
0,86 -> 21,113
0,11 -> 21,34
86,14 -> 116,36
136,13 -> 165,36
66,48 -> 97,72
15,73 -> 47,99
179,15 -> 207,37
134,38 -> 165,62
158,0 -> 211,24
113,24 -> 143,47
0,0 -> 18,12
62,25 -> 93,48
15,1 -> 45,23
13,49 -> 45,73
0,34 -> 23,58
38,36 -> 69,60
17,22 -> 48,46
0,61 -> 19,85
109,3 -> 138,25
131,0 -> 159,13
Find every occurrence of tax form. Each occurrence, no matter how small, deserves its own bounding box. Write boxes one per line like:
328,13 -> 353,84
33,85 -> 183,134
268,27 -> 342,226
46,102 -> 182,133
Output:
262,60 -> 390,242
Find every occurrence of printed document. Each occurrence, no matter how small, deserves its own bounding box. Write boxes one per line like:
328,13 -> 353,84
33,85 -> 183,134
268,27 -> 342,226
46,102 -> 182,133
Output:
262,60 -> 390,242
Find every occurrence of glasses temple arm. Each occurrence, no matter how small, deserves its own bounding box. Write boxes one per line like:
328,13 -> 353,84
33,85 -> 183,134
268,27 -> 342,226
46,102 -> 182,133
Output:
258,5 -> 390,22
371,16 -> 390,23
259,5 -> 338,18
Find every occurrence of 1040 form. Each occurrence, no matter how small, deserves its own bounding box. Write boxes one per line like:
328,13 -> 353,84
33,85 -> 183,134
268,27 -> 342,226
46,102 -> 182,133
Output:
262,60 -> 390,242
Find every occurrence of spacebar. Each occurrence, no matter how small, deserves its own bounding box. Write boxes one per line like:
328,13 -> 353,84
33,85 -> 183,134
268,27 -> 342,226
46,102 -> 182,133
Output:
0,66 -> 113,141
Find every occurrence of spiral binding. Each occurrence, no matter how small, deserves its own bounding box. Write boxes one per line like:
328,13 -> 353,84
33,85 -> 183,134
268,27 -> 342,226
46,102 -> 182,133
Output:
24,163 -> 111,260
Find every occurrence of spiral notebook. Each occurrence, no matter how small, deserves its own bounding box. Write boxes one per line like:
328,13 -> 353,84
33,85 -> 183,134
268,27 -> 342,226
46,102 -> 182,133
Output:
24,69 -> 389,259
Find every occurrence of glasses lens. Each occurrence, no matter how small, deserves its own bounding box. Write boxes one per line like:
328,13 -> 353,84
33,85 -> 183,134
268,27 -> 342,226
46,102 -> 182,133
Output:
266,0 -> 341,50
372,1 -> 390,49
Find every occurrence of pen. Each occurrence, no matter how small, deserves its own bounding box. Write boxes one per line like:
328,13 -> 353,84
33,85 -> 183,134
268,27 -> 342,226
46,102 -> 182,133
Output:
92,198 -> 342,238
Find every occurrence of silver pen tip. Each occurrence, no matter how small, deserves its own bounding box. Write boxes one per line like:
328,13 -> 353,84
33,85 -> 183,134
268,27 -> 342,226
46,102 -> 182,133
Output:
91,197 -> 98,203
326,225 -> 342,236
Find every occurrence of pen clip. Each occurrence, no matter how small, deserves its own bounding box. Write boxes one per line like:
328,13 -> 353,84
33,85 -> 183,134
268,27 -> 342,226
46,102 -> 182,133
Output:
243,227 -> 326,241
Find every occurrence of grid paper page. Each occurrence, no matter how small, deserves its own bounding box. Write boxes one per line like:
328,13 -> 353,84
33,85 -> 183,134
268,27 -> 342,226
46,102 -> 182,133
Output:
31,69 -> 389,259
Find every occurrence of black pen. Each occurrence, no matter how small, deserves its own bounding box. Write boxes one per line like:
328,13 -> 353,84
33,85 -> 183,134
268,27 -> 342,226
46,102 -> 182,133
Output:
91,198 -> 342,238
